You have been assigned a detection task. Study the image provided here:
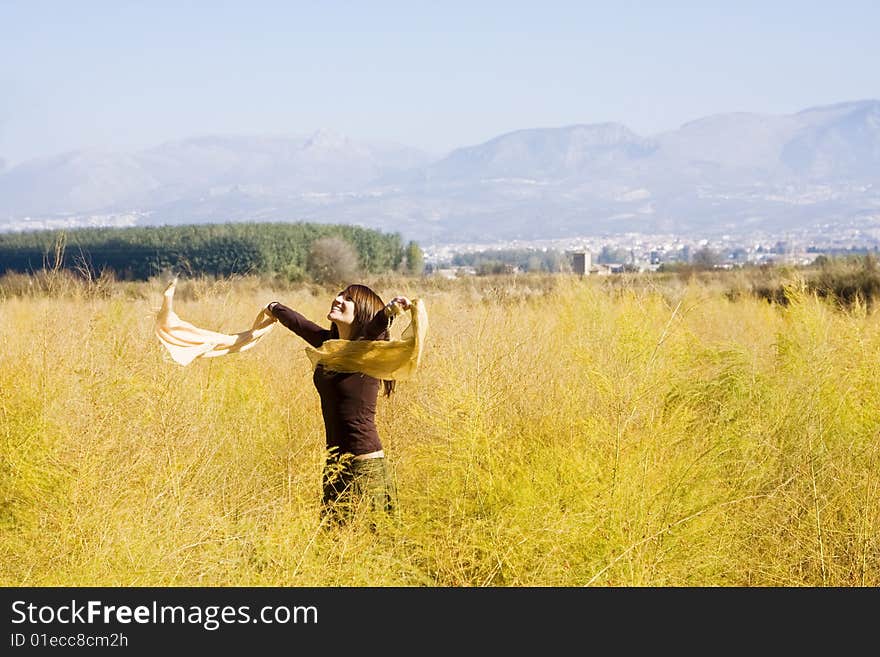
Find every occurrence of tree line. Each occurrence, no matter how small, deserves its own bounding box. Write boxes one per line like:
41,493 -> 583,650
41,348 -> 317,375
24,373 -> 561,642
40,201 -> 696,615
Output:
0,222 -> 425,282
450,248 -> 572,274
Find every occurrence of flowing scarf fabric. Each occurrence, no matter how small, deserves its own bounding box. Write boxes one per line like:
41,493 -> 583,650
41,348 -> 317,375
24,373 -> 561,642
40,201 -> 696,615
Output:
155,278 -> 276,366
155,278 -> 428,380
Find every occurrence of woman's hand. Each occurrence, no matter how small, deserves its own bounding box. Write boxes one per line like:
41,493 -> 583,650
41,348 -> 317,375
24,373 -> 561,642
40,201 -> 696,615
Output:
388,295 -> 412,311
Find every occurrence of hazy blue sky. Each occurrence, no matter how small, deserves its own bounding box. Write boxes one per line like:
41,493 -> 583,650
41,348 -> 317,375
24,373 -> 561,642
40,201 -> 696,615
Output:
1,0 -> 878,165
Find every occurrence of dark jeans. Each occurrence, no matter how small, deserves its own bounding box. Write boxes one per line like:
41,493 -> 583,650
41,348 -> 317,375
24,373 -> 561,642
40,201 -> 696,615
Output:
321,454 -> 397,526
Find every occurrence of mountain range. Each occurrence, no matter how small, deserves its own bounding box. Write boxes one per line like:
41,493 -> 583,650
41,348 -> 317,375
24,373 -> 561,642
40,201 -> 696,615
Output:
1,100 -> 878,244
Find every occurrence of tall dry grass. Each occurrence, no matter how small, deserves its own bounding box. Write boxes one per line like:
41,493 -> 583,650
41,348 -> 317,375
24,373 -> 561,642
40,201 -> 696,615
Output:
1,272 -> 878,585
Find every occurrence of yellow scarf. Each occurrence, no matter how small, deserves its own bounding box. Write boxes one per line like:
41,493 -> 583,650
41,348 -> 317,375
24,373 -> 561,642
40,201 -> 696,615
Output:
155,278 -> 428,380
304,297 -> 428,381
155,278 -> 276,366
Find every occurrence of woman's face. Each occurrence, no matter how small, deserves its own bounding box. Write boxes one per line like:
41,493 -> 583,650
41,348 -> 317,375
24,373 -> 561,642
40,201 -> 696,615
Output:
328,289 -> 356,326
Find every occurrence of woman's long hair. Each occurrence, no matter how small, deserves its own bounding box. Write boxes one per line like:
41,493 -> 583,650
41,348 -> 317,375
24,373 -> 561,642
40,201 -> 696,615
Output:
329,283 -> 396,397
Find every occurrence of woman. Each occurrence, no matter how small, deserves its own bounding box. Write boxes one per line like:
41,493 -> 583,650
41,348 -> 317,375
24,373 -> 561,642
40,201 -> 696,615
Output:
266,284 -> 412,525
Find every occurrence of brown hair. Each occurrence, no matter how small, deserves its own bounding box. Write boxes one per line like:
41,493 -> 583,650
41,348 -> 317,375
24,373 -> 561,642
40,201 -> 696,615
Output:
329,284 -> 396,397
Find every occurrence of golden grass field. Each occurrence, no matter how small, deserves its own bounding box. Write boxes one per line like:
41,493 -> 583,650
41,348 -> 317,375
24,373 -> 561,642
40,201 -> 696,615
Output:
1,270 -> 878,586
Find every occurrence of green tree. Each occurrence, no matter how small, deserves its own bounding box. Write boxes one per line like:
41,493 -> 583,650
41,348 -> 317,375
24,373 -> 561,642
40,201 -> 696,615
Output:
404,240 -> 425,276
597,246 -> 629,264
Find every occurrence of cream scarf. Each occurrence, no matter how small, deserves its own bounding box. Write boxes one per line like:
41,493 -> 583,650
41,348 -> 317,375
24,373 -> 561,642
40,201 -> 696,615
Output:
155,278 -> 428,380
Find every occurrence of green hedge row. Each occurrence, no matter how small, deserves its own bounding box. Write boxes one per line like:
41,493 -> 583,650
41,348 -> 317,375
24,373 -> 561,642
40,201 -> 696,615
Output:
0,222 -> 406,280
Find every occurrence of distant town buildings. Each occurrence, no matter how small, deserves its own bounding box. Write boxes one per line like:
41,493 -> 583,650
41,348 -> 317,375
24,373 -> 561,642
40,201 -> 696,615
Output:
568,250 -> 592,276
422,227 -> 880,276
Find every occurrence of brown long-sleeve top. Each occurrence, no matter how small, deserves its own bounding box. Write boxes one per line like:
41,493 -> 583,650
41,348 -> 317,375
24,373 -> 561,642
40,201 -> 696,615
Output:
267,303 -> 392,456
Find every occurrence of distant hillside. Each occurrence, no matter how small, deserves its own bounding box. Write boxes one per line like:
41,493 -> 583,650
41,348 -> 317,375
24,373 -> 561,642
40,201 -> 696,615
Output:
1,100 -> 879,243
0,132 -> 433,217
425,123 -> 658,180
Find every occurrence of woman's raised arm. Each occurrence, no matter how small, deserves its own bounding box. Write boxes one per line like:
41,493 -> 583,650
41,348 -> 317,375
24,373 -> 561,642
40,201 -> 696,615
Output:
362,296 -> 412,340
266,302 -> 331,348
